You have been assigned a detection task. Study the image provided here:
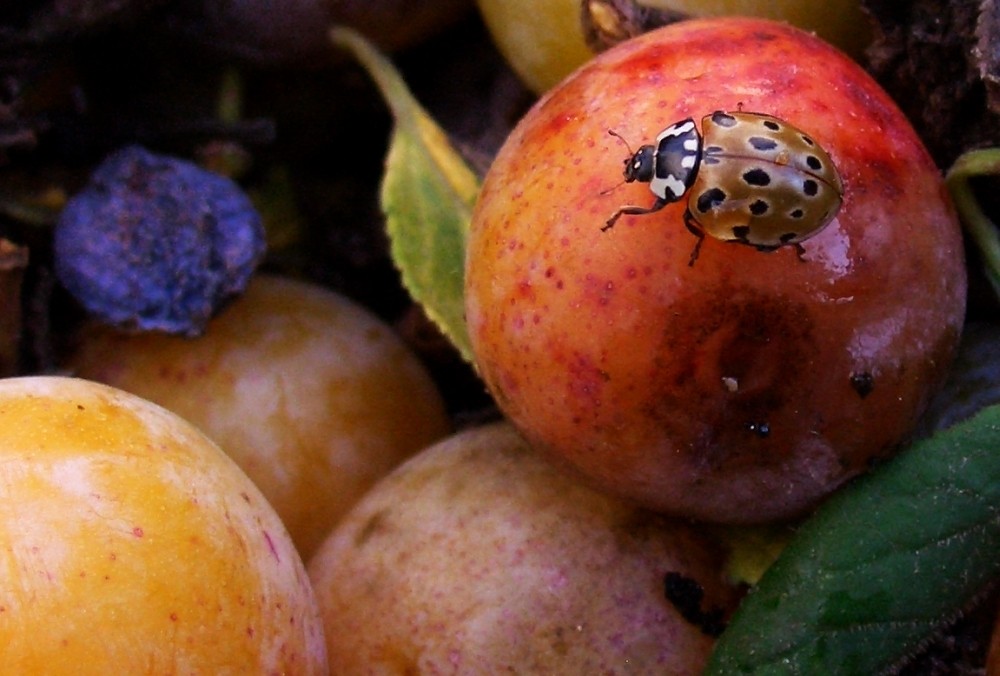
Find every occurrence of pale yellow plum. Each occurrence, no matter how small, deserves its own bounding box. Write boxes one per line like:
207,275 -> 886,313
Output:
641,0 -> 871,57
308,422 -> 741,674
475,0 -> 868,95
475,0 -> 593,93
0,376 -> 327,673
67,274 -> 451,560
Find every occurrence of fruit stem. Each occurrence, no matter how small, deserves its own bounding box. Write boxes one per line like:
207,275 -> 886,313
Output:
946,148 -> 1000,299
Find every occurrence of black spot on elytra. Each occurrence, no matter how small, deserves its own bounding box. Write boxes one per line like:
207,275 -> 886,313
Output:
763,120 -> 781,131
696,187 -> 727,213
806,155 -> 822,171
712,111 -> 737,127
703,146 -> 724,166
800,134 -> 815,146
732,225 -> 750,241
779,232 -> 798,243
749,199 -> 769,216
743,168 -> 771,186
749,136 -> 778,151
803,179 -> 819,196
789,208 -> 805,219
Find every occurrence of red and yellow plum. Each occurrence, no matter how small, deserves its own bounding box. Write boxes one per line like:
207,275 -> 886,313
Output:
464,18 -> 967,522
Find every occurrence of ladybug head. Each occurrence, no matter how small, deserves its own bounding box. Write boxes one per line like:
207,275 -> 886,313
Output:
608,129 -> 655,185
623,145 -> 655,184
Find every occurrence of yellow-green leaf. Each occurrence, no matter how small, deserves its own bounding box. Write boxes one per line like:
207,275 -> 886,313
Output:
329,27 -> 479,362
946,148 -> 1000,301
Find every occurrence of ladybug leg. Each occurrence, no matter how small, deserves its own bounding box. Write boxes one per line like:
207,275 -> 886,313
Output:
683,209 -> 706,267
793,243 -> 807,262
603,197 -> 667,231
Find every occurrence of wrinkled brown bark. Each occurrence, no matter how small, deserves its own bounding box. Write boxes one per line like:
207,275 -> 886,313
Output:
864,0 -> 1000,167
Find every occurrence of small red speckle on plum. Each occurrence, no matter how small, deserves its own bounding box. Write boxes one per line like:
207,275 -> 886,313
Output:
263,530 -> 280,562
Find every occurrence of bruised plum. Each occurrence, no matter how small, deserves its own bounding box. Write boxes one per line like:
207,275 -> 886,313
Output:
464,18 -> 966,522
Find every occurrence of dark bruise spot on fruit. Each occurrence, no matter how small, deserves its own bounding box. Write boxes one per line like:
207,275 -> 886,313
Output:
355,509 -> 392,547
663,571 -> 727,637
649,287 -> 814,469
850,371 -> 875,399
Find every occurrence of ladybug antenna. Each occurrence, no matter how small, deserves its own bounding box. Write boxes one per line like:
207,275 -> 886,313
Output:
599,178 -> 627,196
607,129 -> 635,156
602,129 -> 636,196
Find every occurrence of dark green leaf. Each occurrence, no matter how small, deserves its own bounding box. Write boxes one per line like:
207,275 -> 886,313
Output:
706,403 -> 1000,675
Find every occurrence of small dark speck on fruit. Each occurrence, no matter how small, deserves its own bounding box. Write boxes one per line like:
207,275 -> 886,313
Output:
663,572 -> 727,637
850,371 -> 875,398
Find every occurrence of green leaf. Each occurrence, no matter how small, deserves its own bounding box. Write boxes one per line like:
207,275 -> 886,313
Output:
946,148 -> 1000,301
706,404 -> 1000,675
329,27 -> 479,362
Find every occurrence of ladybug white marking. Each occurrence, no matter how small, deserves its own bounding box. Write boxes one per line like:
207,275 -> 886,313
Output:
603,110 -> 844,266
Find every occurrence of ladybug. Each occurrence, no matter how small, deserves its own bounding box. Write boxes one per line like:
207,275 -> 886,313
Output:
602,110 -> 844,265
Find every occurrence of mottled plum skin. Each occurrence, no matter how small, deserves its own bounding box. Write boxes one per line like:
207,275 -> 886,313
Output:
309,423 -> 741,673
465,19 -> 967,522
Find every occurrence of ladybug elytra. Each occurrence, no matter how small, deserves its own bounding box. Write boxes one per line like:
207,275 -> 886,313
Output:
603,110 -> 844,265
